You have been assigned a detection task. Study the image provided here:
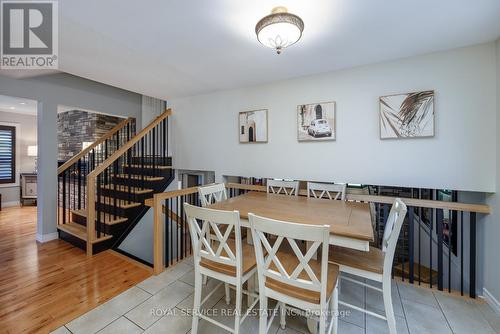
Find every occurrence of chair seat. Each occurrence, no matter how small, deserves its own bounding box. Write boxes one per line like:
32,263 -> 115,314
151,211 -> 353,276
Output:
200,239 -> 257,277
329,245 -> 385,274
265,249 -> 339,304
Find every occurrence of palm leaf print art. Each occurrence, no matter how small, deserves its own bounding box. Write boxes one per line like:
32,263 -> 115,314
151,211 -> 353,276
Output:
380,90 -> 434,138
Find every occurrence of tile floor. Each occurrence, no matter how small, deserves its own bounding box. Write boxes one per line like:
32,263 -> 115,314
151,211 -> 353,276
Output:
52,257 -> 499,334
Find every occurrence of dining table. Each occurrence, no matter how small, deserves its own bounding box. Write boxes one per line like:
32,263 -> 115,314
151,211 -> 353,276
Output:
208,191 -> 374,333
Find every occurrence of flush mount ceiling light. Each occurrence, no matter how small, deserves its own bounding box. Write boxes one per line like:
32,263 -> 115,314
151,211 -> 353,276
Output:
255,6 -> 304,54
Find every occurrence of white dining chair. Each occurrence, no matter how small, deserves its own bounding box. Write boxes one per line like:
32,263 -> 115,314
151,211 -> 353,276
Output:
198,183 -> 230,288
330,198 -> 407,334
267,179 -> 299,196
185,203 -> 259,334
248,213 -> 339,334
198,183 -> 228,207
307,182 -> 346,201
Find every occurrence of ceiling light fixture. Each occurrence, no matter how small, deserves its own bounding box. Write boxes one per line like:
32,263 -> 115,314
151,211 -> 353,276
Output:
255,6 -> 304,55
19,102 -> 26,105
9,106 -> 15,110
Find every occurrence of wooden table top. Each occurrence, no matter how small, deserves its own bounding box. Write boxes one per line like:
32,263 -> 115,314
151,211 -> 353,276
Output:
208,192 -> 374,242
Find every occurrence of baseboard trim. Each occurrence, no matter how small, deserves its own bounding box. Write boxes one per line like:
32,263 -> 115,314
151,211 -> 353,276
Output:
482,288 -> 500,315
1,200 -> 20,208
36,232 -> 59,243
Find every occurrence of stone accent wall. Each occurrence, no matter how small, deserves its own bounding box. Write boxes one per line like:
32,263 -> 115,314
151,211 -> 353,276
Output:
58,110 -> 126,161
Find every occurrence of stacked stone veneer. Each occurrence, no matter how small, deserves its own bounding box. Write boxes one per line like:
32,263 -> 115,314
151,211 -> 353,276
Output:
58,110 -> 126,161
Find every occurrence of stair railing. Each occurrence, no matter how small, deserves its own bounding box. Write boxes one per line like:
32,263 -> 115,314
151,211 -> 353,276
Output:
57,118 -> 136,230
85,109 -> 171,255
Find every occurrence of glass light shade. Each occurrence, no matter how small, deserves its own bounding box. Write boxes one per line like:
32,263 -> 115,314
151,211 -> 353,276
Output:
27,145 -> 37,157
255,7 -> 304,54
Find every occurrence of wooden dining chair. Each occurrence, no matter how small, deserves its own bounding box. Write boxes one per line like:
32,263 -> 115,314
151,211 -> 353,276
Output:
248,213 -> 339,334
330,198 -> 407,334
184,203 -> 259,334
267,179 -> 299,196
198,183 -> 228,207
307,182 -> 346,201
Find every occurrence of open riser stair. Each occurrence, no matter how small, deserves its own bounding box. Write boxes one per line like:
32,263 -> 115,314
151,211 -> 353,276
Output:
57,110 -> 174,256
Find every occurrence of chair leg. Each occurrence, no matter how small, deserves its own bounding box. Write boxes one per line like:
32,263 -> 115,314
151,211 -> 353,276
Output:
330,283 -> 339,334
225,283 -> 231,305
234,283 -> 243,334
383,278 -> 396,334
192,270 -> 203,334
279,302 -> 286,330
259,295 -> 268,334
318,307 -> 327,334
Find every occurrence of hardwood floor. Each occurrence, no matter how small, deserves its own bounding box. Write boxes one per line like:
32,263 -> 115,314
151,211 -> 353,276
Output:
0,206 -> 152,334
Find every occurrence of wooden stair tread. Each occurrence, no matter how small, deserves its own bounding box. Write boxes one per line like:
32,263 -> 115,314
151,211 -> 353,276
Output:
100,184 -> 153,194
58,222 -> 113,243
113,174 -> 164,181
98,197 -> 141,209
72,209 -> 128,225
123,164 -> 172,170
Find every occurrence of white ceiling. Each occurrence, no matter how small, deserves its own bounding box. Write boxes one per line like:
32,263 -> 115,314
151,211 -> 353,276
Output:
9,0 -> 500,99
0,94 -> 37,115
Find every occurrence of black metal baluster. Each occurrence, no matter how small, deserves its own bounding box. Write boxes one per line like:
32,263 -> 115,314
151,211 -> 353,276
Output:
165,198 -> 169,269
430,207 -> 433,289
408,206 -> 414,284
170,198 -> 173,266
180,195 -> 185,259
62,170 -> 66,224
418,205 -> 422,285
97,175 -> 102,238
77,159 -> 82,210
141,137 -> 145,189
470,212 -> 476,298
448,209 -> 452,293
437,209 -> 443,291
460,210 -> 464,296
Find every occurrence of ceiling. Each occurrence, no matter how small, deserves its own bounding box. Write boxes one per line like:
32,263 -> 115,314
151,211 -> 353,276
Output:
0,94 -> 37,115
5,0 -> 500,99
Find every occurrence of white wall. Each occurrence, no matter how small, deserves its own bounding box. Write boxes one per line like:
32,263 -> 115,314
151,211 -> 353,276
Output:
483,39 -> 500,311
0,111 -> 37,204
170,43 -> 496,192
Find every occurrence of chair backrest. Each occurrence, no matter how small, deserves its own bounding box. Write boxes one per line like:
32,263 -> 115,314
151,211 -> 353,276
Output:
382,198 -> 407,274
307,182 -> 346,201
184,203 -> 242,276
198,183 -> 228,207
248,213 -> 330,304
267,179 -> 299,196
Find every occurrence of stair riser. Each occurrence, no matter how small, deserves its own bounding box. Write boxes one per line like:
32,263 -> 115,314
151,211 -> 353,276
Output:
99,188 -> 153,202
72,212 -> 87,226
123,166 -> 170,176
112,177 -> 164,189
130,156 -> 171,166
95,203 -> 139,217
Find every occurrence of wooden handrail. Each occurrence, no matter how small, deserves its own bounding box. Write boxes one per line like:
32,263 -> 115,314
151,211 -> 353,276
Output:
345,194 -> 490,214
57,117 -> 134,175
87,109 -> 171,179
145,185 -> 199,207
224,183 -> 490,214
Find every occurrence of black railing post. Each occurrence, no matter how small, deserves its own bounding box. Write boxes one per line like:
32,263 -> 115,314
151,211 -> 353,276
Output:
437,208 -> 444,291
408,206 -> 414,283
469,212 -> 476,298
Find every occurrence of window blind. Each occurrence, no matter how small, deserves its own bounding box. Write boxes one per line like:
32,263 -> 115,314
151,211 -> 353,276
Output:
0,125 -> 15,184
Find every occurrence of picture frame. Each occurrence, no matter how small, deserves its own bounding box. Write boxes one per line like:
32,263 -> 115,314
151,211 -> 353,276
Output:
379,90 -> 435,139
297,101 -> 336,141
239,109 -> 268,143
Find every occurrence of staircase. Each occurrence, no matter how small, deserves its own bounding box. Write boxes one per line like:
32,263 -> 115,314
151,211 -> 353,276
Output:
57,109 -> 174,256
